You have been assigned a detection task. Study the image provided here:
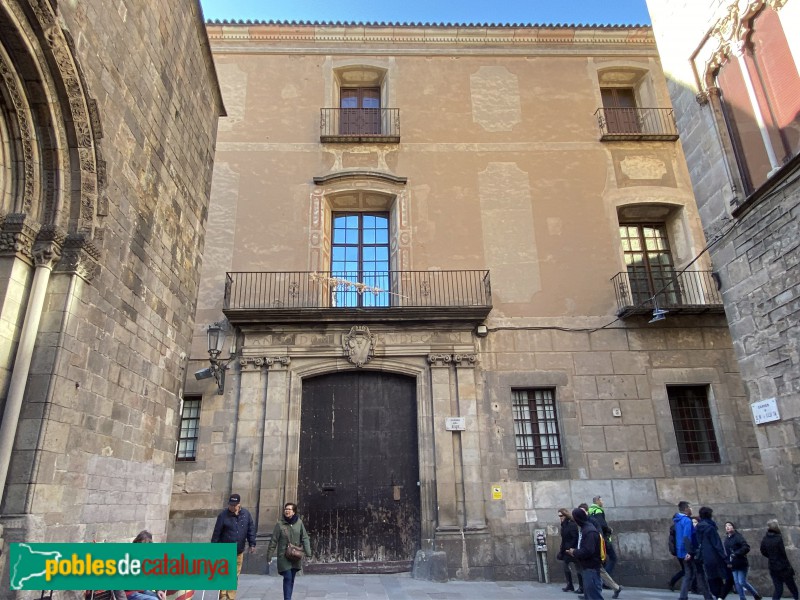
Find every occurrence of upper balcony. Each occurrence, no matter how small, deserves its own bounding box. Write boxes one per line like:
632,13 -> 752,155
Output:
595,107 -> 679,141
320,108 -> 400,143
223,270 -> 491,324
611,270 -> 725,317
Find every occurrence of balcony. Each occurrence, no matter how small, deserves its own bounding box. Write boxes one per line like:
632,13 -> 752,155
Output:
612,270 -> 725,317
595,107 -> 679,141
320,108 -> 400,143
223,270 -> 492,324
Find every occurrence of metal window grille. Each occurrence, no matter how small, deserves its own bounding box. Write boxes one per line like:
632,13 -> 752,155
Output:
512,389 -> 563,467
176,397 -> 201,461
668,385 -> 721,464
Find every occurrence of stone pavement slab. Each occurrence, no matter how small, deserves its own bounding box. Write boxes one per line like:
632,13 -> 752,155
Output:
222,573 -> 683,600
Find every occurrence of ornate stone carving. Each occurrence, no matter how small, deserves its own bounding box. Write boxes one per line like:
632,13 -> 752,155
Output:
0,47 -> 36,213
342,325 -> 376,367
701,0 -> 789,92
23,0 -> 103,237
452,354 -> 478,367
33,225 -> 65,269
427,353 -> 479,367
239,356 -> 291,370
0,213 -> 39,263
55,233 -> 101,281
427,353 -> 453,367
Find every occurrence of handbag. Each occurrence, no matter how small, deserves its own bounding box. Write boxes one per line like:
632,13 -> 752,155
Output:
281,524 -> 305,561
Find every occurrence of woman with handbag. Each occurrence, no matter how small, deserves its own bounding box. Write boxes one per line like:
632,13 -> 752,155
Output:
760,520 -> 799,600
266,502 -> 311,600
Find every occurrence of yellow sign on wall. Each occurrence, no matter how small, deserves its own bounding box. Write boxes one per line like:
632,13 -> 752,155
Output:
492,485 -> 502,500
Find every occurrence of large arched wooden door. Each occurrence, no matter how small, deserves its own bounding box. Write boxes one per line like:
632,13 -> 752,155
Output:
299,371 -> 420,573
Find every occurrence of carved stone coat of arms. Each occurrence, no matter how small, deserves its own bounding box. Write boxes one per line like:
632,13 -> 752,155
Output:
342,325 -> 376,367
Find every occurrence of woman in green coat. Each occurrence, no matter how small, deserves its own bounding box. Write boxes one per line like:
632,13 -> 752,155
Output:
266,502 -> 311,600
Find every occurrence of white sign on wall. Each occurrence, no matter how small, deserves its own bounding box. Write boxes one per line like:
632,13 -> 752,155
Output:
751,398 -> 780,425
445,417 -> 466,431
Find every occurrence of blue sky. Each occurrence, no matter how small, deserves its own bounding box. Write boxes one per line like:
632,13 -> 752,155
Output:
200,0 -> 651,26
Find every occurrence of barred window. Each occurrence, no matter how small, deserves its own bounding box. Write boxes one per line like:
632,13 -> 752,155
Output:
512,389 -> 563,467
176,397 -> 201,461
668,385 -> 720,464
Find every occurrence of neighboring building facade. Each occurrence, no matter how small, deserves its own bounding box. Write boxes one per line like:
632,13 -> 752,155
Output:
172,21 -> 763,584
647,0 -> 800,571
0,0 -> 223,586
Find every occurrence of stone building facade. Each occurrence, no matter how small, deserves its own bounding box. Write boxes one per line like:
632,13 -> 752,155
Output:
172,21 -> 764,585
0,0 -> 223,586
647,0 -> 800,573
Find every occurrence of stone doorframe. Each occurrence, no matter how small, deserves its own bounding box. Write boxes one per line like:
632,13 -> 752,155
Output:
233,329 -> 488,549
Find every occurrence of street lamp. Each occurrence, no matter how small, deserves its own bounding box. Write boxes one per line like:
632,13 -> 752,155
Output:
194,322 -> 235,395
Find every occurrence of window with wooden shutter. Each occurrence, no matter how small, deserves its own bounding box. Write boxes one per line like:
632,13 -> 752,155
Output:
749,6 -> 800,160
716,57 -> 772,193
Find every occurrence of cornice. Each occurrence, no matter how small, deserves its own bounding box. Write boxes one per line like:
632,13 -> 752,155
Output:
206,22 -> 655,49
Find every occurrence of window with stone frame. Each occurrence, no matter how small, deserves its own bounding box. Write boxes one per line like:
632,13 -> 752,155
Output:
512,388 -> 563,468
713,6 -> 800,194
176,396 -> 201,461
667,385 -> 721,464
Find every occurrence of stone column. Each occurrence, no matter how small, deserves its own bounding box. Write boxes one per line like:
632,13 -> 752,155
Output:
0,224 -> 62,504
255,356 -> 291,535
454,354 -> 486,529
428,353 -> 458,529
231,357 -> 268,511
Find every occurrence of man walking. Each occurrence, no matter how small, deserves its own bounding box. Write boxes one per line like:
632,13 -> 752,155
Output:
211,493 -> 256,600
567,507 -> 604,599
674,501 -> 709,600
589,496 -> 617,575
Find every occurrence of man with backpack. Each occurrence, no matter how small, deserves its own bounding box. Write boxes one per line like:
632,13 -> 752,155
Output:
581,502 -> 622,598
668,518 -> 685,591
567,507 -> 605,599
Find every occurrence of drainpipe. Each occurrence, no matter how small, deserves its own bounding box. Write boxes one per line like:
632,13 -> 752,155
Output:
0,230 -> 62,503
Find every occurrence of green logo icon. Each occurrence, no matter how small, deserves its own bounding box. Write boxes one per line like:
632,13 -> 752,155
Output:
9,543 -> 238,591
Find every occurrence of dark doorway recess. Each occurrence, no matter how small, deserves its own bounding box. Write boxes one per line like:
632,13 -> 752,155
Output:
299,371 -> 421,574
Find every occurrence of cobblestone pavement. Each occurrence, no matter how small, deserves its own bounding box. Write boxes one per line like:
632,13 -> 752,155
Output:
208,573 -> 685,599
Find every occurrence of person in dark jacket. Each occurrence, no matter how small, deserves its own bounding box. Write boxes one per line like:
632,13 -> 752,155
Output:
266,502 -> 311,600
724,521 -> 761,600
558,508 -> 582,592
695,506 -> 730,600
760,519 -> 799,600
567,507 -> 604,600
211,493 -> 256,600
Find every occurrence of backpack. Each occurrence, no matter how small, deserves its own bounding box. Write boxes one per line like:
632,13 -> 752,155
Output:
669,523 -> 677,556
599,534 -> 607,563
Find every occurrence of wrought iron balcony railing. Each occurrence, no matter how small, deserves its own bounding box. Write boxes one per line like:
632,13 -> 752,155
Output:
594,107 -> 679,141
612,269 -> 724,317
320,108 -> 400,142
223,270 -> 491,324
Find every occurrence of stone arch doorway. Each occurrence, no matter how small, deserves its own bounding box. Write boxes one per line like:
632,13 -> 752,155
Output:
298,370 -> 421,573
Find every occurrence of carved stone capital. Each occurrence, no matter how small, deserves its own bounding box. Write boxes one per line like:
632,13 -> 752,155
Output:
33,225 -> 66,269
342,325 -> 376,367
54,233 -> 101,281
239,356 -> 291,370
427,353 -> 453,367
452,353 -> 478,368
0,213 -> 40,264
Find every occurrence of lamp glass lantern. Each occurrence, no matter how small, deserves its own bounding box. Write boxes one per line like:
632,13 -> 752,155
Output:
207,324 -> 227,359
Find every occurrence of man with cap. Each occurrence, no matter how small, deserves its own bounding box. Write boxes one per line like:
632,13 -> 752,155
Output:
567,507 -> 605,599
211,493 -> 256,600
